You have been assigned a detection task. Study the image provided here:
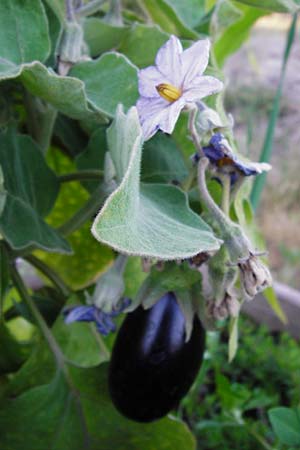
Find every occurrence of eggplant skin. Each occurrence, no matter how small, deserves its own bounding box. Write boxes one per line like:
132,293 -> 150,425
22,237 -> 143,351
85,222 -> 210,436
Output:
108,292 -> 206,422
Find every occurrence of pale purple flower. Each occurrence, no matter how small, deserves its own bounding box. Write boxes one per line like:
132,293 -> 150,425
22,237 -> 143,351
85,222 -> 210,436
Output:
136,35 -> 223,140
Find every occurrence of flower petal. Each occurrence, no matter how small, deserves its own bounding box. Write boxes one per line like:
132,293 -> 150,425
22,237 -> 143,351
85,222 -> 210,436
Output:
155,35 -> 183,86
138,66 -> 168,98
181,39 -> 210,86
183,76 -> 223,102
137,96 -> 185,140
63,305 -> 95,324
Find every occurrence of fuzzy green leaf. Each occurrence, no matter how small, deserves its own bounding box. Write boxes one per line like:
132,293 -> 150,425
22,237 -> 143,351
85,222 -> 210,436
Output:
141,0 -> 199,38
83,18 -> 128,56
118,23 -> 169,68
92,106 -> 221,260
0,0 -> 50,64
0,364 -> 196,450
70,52 -> 138,118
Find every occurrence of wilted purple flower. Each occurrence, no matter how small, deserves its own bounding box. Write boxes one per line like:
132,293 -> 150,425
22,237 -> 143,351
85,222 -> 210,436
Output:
136,35 -> 223,140
63,298 -> 131,335
195,133 -> 271,184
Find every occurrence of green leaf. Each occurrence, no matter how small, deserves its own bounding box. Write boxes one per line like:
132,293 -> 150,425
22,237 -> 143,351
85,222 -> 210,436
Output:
0,364 -> 196,450
44,0 -> 65,22
268,407 -> 300,446
263,286 -> 287,324
141,0 -> 199,38
0,59 -> 127,122
0,324 -> 28,375
214,4 -> 267,66
210,0 -> 243,40
0,130 -> 70,253
83,17 -> 128,57
142,133 -> 188,183
92,106 -> 221,259
70,52 -> 138,118
0,61 -> 101,121
234,0 -> 299,13
228,316 -> 239,362
0,0 -> 50,64
118,23 -> 169,68
135,263 -> 200,310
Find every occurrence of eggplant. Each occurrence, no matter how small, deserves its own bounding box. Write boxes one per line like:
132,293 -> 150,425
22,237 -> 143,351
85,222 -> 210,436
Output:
108,292 -> 205,422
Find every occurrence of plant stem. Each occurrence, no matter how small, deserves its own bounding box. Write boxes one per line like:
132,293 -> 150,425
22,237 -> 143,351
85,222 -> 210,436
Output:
58,170 -> 103,183
105,0 -> 123,25
188,107 -> 204,157
66,0 -> 76,21
182,166 -> 196,192
220,174 -> 231,216
197,157 -> 229,228
58,184 -> 107,237
75,0 -> 107,17
90,324 -> 110,358
24,254 -> 71,297
10,262 -> 66,372
248,426 -> 275,450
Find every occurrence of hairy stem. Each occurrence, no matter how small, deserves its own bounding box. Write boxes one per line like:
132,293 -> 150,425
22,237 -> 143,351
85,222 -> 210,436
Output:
75,0 -> 107,17
197,157 -> 229,228
220,174 -> 231,216
58,170 -> 103,183
24,254 -> 71,297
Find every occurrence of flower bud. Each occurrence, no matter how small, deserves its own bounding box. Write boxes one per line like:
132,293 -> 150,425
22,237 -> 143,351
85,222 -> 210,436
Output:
238,253 -> 272,299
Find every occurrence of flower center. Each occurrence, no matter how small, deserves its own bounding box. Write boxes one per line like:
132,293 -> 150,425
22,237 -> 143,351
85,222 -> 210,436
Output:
156,83 -> 182,102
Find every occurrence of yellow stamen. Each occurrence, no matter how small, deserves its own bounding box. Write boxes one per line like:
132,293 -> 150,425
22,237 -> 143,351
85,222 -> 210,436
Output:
156,83 -> 182,102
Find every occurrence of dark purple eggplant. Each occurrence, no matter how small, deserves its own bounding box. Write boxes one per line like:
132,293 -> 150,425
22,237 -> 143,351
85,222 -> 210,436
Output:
108,292 -> 205,422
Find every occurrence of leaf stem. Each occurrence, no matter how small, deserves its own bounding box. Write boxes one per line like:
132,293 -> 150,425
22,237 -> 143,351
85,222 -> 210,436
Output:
10,262 -> 66,372
57,184 -> 107,237
23,254 -> 71,297
58,170 -> 103,183
75,0 -> 107,17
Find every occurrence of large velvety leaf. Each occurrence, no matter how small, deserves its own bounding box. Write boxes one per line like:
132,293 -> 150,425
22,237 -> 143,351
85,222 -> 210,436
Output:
83,18 -> 128,57
1,54 -> 137,121
0,364 -> 196,450
70,52 -> 138,118
92,106 -> 221,260
234,0 -> 299,12
141,0 -> 199,38
0,0 -> 50,64
0,130 -> 70,253
118,23 -> 169,68
268,407 -> 300,446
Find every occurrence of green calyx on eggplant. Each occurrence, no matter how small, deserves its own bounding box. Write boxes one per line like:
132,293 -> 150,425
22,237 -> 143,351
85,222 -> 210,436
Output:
108,291 -> 206,422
